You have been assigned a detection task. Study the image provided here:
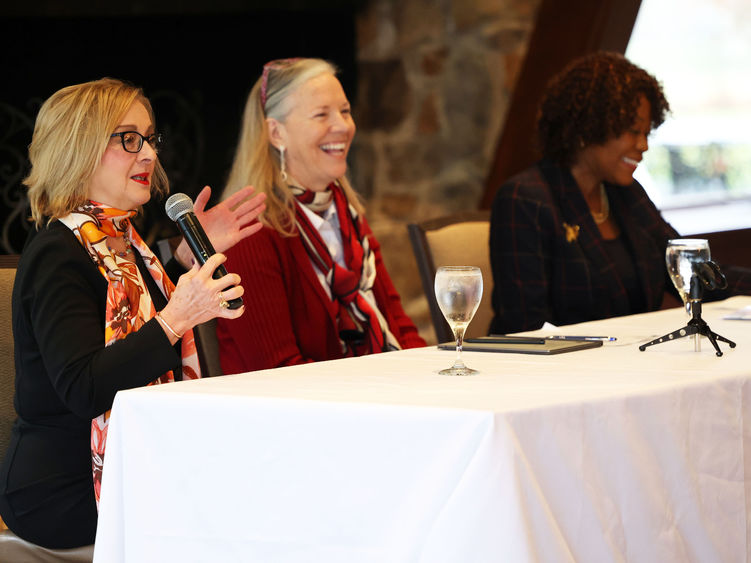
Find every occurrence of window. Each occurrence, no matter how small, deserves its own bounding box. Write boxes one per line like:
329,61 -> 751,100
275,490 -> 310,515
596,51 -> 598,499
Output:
626,0 -> 751,234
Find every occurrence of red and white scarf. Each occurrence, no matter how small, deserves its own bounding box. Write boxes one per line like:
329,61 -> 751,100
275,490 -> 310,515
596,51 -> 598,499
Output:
59,201 -> 201,506
293,183 -> 400,356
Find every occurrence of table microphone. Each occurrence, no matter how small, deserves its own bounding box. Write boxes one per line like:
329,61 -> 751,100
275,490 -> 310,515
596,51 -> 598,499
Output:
691,260 -> 727,291
165,193 -> 243,309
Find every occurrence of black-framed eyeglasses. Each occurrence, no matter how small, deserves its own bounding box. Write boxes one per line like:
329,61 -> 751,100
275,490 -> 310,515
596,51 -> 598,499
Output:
110,131 -> 165,153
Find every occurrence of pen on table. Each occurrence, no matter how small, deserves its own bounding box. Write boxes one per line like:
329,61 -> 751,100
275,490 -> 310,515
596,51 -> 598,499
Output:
544,335 -> 617,342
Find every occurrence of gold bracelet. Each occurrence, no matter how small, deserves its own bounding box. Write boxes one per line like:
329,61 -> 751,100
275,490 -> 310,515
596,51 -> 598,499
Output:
156,312 -> 182,339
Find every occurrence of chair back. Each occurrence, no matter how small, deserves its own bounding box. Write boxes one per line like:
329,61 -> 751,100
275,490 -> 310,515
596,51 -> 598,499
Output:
194,320 -> 223,378
0,256 -> 19,466
155,237 -> 223,378
407,211 -> 492,343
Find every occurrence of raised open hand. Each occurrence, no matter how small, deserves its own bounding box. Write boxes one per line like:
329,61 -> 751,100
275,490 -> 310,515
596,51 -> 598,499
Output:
174,185 -> 266,268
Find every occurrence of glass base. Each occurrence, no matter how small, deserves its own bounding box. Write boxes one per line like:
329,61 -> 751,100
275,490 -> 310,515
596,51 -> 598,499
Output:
438,366 -> 479,376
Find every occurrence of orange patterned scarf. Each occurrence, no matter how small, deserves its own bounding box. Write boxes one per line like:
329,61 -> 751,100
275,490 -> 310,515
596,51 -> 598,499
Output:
59,201 -> 201,506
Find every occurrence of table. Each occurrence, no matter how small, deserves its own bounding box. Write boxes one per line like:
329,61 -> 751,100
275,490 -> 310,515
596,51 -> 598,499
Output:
94,297 -> 751,562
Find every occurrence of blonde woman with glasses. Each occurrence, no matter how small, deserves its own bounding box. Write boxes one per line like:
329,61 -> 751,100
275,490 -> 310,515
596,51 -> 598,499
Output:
0,77 -> 265,549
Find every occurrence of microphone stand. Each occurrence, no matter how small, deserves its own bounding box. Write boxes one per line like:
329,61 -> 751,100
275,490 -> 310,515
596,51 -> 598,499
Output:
639,274 -> 736,357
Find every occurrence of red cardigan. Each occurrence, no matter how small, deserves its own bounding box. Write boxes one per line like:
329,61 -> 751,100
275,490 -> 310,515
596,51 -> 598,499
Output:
217,219 -> 426,374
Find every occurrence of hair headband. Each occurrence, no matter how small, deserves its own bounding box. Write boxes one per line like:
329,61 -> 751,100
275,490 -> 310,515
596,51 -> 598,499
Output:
260,58 -> 303,108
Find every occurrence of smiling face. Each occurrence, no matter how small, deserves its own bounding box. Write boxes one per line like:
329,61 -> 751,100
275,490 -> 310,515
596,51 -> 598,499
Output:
267,72 -> 355,192
87,100 -> 157,210
575,95 -> 652,187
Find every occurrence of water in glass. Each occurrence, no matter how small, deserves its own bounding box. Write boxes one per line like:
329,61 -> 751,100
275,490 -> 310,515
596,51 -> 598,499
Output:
666,239 -> 710,313
434,266 -> 483,375
665,238 -> 710,351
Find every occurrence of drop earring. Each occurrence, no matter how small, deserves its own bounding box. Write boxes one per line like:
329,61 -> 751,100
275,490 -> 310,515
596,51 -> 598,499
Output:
279,145 -> 288,181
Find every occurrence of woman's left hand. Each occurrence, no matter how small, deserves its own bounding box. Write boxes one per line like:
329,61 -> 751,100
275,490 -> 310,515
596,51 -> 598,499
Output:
174,185 -> 266,268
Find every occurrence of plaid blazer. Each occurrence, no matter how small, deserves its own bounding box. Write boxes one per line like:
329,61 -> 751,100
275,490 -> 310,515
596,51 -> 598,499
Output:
489,160 -> 679,334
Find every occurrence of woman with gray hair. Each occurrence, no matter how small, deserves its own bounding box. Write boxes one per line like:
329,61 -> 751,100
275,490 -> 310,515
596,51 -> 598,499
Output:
218,57 -> 425,374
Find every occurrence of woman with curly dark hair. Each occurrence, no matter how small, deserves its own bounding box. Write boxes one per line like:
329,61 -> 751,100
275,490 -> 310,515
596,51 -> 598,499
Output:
488,51 -> 678,334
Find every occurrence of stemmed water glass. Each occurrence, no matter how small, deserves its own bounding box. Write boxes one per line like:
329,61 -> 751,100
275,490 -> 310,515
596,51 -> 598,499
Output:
434,266 -> 483,375
665,238 -> 710,351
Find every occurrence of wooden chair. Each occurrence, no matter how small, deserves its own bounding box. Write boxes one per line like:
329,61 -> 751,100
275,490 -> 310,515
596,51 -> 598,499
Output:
0,256 -> 19,466
0,255 -> 95,562
407,211 -> 493,343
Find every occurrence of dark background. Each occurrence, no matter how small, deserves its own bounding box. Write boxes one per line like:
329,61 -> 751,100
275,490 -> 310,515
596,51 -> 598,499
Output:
0,3 -> 361,253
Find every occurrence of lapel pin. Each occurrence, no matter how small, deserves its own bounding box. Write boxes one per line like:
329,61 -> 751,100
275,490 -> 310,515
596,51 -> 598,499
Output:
563,222 -> 580,243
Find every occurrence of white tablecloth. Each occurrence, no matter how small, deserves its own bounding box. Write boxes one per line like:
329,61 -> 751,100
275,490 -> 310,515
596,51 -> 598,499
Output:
94,297 -> 751,562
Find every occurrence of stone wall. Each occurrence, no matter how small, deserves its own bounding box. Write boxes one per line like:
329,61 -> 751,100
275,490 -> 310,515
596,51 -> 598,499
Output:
351,0 -> 541,343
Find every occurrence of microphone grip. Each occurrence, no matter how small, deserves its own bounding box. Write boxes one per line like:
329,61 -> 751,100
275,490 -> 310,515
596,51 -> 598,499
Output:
175,213 -> 243,309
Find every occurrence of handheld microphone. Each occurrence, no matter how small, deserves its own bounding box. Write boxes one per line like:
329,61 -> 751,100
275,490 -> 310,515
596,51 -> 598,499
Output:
165,193 -> 243,309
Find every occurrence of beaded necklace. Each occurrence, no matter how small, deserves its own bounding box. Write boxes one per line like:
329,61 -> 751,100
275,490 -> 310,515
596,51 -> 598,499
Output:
107,236 -> 133,258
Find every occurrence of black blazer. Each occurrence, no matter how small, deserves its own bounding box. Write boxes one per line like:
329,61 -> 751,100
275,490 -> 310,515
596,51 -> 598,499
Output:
0,221 -> 183,549
489,160 -> 679,334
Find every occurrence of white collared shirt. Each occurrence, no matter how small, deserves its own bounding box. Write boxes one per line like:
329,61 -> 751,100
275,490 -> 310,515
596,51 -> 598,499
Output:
298,202 -> 344,298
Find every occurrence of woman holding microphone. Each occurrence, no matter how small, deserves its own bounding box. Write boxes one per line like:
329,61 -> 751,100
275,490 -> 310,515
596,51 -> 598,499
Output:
0,77 -> 265,549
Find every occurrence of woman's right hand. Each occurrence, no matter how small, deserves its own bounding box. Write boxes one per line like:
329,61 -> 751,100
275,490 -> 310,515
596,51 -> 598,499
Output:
157,253 -> 244,343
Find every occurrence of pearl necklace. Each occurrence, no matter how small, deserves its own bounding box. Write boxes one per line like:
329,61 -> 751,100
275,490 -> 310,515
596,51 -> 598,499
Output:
591,183 -> 610,225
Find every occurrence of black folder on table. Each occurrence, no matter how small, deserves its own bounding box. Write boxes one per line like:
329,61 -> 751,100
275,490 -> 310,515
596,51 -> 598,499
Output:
438,335 -> 603,355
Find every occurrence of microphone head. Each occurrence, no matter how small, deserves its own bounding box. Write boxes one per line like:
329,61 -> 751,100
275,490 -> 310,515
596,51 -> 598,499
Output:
692,260 -> 727,291
165,193 -> 194,221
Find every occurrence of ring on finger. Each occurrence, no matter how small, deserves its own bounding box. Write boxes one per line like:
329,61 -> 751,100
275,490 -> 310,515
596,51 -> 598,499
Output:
218,292 -> 230,309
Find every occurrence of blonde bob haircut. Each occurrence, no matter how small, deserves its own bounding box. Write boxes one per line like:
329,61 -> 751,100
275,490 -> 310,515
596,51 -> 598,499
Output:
25,77 -> 169,227
223,57 -> 362,237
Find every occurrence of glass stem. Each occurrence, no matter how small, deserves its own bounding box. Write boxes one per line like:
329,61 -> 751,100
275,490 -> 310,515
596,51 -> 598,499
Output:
453,329 -> 466,369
